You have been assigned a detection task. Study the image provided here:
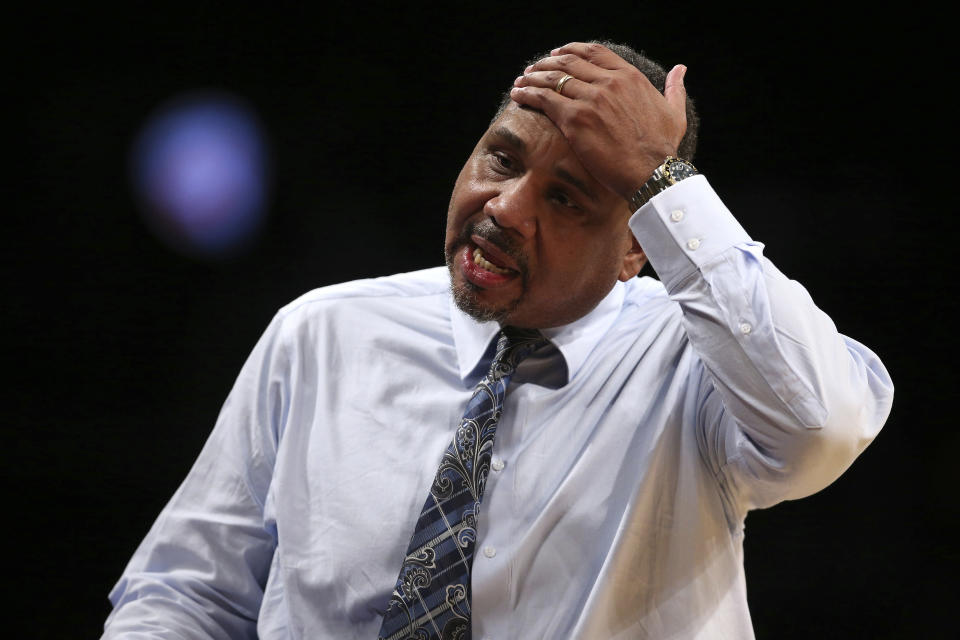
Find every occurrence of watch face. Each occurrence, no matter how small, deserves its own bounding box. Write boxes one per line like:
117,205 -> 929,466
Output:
665,159 -> 697,183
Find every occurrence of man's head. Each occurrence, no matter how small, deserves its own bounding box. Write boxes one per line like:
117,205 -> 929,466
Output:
493,42 -> 699,160
445,42 -> 699,329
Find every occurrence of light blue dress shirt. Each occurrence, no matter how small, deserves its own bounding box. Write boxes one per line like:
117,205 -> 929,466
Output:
103,176 -> 893,639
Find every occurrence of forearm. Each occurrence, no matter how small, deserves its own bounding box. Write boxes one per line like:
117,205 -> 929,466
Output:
630,176 -> 893,507
103,418 -> 276,638
104,316 -> 288,638
103,470 -> 274,638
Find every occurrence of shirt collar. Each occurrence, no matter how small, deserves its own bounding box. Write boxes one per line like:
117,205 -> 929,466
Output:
449,281 -> 626,386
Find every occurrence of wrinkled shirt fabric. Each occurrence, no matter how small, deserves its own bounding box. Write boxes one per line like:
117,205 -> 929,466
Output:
104,176 -> 893,639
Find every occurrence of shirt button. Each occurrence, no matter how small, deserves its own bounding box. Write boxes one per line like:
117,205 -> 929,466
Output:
739,322 -> 752,335
491,457 -> 505,472
686,238 -> 701,251
483,546 -> 496,558
670,209 -> 685,222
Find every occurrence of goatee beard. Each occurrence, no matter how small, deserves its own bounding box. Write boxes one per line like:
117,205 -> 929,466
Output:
448,276 -> 518,324
445,219 -> 527,324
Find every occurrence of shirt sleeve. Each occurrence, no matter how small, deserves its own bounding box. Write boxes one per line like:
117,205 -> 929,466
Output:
102,313 -> 290,639
628,175 -> 894,513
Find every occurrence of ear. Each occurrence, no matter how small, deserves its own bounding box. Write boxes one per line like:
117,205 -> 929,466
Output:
618,233 -> 647,281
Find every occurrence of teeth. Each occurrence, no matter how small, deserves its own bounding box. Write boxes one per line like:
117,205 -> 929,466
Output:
473,247 -> 512,275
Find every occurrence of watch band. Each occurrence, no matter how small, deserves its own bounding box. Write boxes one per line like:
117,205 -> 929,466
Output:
627,156 -> 699,211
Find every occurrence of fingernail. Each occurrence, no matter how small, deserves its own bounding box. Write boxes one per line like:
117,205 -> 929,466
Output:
514,75 -> 524,86
524,64 -> 533,73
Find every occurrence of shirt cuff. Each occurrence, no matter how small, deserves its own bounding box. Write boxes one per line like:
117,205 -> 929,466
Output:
628,175 -> 752,292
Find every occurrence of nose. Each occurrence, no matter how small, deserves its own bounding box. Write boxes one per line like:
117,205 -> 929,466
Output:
483,177 -> 537,240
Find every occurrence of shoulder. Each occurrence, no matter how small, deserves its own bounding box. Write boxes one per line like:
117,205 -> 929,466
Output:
280,267 -> 449,312
620,275 -> 680,320
603,275 -> 688,349
268,266 -> 452,342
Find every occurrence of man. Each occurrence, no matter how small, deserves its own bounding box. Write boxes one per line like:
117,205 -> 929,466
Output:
103,41 -> 893,639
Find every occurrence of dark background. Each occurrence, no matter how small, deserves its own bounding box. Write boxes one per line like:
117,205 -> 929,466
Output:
8,3 -> 955,638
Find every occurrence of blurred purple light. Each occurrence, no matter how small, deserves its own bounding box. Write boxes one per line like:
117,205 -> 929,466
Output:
131,92 -> 269,257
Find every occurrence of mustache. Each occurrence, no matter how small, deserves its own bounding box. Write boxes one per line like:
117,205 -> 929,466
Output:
453,219 -> 528,275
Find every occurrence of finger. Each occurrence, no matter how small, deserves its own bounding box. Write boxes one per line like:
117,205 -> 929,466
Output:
548,42 -> 627,70
508,85 -> 570,123
523,53 -> 607,82
513,70 -> 589,98
664,64 -> 688,120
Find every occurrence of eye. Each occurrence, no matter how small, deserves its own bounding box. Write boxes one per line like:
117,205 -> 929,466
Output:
491,151 -> 515,173
549,188 -> 580,210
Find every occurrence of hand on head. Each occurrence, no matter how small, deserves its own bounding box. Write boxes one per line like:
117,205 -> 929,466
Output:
510,42 -> 688,202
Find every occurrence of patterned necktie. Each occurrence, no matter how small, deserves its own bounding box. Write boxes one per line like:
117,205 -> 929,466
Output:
378,327 -> 548,640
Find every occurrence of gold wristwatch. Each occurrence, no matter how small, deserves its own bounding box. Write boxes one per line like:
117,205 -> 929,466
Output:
627,156 -> 698,211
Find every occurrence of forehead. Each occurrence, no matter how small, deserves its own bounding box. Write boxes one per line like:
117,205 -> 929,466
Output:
481,103 -> 617,208
484,103 -> 567,152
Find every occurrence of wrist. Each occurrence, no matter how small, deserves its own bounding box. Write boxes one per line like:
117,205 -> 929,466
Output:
626,156 -> 699,211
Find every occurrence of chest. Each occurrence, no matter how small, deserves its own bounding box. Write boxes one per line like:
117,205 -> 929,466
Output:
266,321 -> 708,628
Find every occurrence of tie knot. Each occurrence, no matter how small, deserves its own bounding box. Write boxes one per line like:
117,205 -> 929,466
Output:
488,327 -> 548,382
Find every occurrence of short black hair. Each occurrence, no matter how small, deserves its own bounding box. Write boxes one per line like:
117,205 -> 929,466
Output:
493,40 -> 699,161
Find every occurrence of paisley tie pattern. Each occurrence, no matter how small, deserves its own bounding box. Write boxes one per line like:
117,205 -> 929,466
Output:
378,327 -> 548,640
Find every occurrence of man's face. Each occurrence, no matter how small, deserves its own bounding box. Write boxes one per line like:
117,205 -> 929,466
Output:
445,103 -> 643,329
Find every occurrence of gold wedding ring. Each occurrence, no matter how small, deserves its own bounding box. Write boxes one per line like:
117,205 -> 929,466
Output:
555,74 -> 574,95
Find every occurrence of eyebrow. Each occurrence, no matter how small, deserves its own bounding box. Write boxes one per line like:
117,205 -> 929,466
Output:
489,126 -> 599,204
555,167 -> 598,203
491,126 -> 526,153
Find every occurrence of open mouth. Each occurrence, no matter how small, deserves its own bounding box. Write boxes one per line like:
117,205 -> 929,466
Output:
472,246 -> 513,275
458,240 -> 520,289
